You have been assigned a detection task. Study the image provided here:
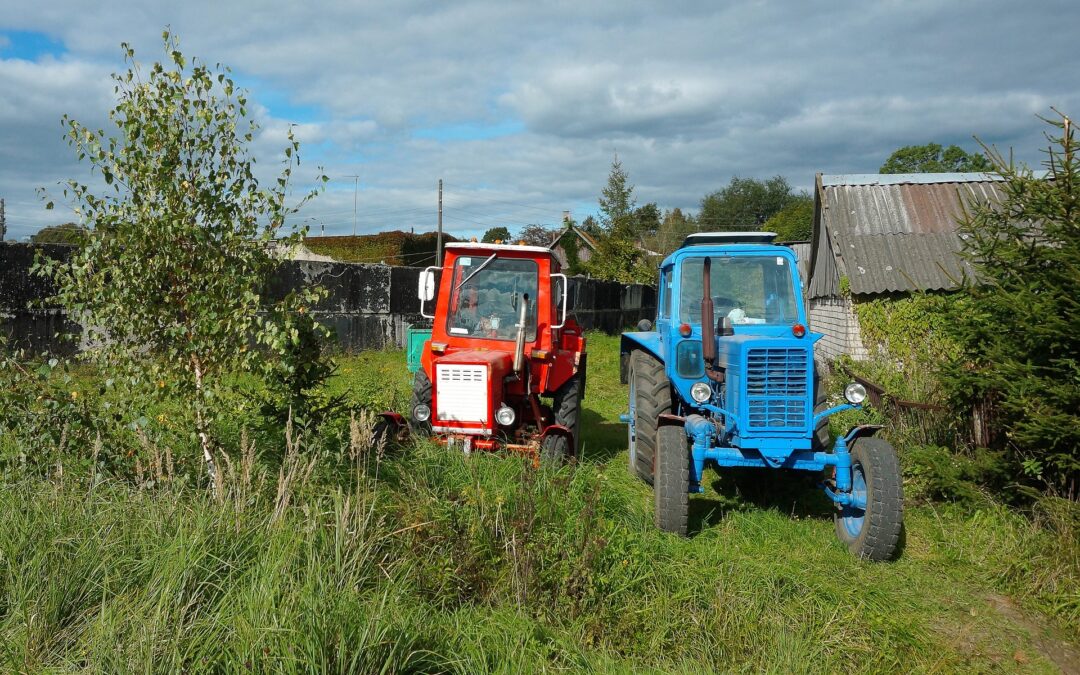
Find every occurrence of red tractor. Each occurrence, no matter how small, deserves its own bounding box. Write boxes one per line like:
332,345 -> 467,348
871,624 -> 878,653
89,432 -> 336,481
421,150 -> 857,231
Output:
379,242 -> 587,464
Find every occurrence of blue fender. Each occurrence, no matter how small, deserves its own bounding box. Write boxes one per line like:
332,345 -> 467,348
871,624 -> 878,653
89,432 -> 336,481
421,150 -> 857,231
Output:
620,331 -> 663,384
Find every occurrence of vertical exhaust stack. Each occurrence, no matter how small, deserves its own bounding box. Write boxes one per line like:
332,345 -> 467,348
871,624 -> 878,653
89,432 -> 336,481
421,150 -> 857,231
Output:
513,293 -> 529,372
701,257 -> 715,365
701,257 -> 725,382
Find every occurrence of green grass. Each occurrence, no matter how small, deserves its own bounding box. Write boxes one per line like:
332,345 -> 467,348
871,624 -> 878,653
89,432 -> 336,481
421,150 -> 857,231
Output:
0,332 -> 1077,672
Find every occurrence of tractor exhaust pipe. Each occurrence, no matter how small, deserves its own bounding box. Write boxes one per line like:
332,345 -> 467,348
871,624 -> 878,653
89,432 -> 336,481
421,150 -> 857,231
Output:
701,258 -> 724,383
513,293 -> 529,372
701,257 -> 715,365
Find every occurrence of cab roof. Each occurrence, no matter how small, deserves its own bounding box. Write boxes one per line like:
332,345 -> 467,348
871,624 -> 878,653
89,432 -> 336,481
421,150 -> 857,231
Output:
444,242 -> 553,255
680,231 -> 777,247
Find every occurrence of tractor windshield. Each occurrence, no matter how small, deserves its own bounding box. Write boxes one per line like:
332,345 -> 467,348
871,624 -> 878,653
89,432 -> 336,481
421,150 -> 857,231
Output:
679,255 -> 798,326
446,256 -> 539,341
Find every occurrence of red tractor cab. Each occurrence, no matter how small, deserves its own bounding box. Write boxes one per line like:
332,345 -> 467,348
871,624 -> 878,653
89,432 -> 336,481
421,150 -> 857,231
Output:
382,242 -> 587,464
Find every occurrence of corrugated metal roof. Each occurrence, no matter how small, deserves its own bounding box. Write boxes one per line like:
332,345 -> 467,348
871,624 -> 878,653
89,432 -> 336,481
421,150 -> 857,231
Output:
809,173 -> 1007,297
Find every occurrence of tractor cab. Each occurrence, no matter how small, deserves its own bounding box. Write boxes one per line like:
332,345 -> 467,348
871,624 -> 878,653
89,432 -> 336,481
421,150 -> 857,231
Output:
386,242 -> 586,464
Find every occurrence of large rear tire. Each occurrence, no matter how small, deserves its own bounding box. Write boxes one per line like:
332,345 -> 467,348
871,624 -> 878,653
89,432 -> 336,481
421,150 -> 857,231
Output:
654,424 -> 690,536
834,437 -> 904,561
409,370 -> 433,436
628,350 -> 671,483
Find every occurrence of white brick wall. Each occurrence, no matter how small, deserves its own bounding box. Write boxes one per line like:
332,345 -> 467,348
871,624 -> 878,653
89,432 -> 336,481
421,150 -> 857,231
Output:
809,295 -> 868,363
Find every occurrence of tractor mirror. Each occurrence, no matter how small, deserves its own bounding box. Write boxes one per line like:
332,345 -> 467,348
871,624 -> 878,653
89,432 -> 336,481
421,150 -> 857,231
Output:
418,269 -> 436,302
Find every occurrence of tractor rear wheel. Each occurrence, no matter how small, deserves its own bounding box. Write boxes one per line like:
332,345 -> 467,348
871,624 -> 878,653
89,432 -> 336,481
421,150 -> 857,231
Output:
409,370 -> 433,436
654,424 -> 690,535
628,350 -> 671,483
550,369 -> 583,458
834,437 -> 904,560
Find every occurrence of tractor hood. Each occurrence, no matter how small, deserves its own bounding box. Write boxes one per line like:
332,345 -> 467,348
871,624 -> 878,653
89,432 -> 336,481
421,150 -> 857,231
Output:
430,350 -> 514,436
715,333 -> 821,449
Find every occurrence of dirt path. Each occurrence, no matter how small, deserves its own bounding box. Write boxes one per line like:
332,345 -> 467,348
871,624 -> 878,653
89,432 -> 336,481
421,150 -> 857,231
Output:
988,594 -> 1080,674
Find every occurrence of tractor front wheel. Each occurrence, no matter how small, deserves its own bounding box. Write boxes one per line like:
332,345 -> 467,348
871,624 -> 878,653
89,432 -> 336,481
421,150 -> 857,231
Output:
539,434 -> 571,466
834,437 -> 904,560
654,424 -> 690,536
550,368 -> 583,458
409,370 -> 433,436
628,350 -> 671,483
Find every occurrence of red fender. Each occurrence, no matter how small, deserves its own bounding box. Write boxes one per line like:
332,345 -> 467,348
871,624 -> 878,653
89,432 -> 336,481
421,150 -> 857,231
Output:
540,423 -> 573,442
378,411 -> 407,429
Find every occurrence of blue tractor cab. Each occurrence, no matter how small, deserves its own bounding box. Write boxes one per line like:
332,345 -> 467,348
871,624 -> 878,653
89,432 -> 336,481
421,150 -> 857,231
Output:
621,232 -> 903,560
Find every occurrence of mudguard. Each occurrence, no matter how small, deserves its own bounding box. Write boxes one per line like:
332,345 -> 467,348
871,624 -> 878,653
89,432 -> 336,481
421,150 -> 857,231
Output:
620,331 -> 663,383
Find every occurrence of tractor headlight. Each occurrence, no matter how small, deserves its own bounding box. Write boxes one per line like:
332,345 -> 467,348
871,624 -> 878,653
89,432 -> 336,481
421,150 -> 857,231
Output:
495,405 -> 516,426
412,403 -> 431,422
690,382 -> 712,403
844,383 -> 867,405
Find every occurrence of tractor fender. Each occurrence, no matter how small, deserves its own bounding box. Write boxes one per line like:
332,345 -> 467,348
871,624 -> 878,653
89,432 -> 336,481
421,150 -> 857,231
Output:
843,424 -> 884,444
620,331 -> 662,384
378,411 -> 408,429
540,423 -> 573,442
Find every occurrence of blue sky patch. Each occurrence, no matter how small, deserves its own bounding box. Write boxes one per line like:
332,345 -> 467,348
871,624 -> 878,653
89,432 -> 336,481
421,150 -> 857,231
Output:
413,120 -> 524,142
0,30 -> 65,60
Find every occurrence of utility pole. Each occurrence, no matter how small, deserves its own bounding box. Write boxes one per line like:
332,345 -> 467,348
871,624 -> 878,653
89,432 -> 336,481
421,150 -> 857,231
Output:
344,175 -> 359,236
0,198 -> 5,241
436,179 -> 443,265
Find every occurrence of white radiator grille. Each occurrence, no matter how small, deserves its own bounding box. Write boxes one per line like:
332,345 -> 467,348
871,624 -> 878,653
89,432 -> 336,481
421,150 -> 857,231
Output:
436,364 -> 488,423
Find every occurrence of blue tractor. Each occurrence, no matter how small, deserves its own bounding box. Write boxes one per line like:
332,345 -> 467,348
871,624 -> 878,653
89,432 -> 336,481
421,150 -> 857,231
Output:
621,232 -> 903,560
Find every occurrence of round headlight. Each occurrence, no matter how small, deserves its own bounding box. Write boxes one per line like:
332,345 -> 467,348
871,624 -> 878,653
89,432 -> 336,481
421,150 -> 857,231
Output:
844,383 -> 867,405
495,405 -> 516,426
412,403 -> 431,422
690,382 -> 712,403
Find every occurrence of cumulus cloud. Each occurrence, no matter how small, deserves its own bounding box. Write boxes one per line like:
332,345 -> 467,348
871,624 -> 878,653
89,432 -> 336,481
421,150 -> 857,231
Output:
2,0 -> 1079,239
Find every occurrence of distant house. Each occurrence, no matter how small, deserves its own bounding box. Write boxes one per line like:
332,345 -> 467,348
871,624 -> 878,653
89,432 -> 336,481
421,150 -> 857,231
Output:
806,172 -> 1006,361
548,224 -> 599,270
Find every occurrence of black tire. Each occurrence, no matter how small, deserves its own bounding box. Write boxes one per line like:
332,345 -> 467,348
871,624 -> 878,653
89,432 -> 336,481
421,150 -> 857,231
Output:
409,370 -> 433,436
540,434 -> 570,466
654,424 -> 690,535
629,350 -> 671,483
550,370 -> 583,457
813,372 -> 830,451
372,419 -> 403,452
834,437 -> 904,561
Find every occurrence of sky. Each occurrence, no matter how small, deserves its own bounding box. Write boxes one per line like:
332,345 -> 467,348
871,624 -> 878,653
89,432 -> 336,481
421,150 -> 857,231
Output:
1,1 -> 1077,244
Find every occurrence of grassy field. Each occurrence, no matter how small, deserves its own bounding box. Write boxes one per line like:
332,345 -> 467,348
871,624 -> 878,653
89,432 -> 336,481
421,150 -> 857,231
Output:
1,332 -> 1077,672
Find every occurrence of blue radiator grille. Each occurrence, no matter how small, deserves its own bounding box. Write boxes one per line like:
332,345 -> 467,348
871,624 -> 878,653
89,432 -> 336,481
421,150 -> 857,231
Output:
745,348 -> 808,429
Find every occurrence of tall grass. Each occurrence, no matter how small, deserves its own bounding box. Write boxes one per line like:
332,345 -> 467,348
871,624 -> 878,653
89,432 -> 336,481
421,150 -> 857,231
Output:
0,333 -> 1076,672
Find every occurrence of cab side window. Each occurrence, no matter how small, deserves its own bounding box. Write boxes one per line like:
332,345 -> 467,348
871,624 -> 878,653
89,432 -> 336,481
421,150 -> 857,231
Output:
659,267 -> 672,319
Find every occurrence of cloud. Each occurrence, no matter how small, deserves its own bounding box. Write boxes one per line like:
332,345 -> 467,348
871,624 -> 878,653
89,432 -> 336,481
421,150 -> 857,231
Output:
2,0 -> 1079,240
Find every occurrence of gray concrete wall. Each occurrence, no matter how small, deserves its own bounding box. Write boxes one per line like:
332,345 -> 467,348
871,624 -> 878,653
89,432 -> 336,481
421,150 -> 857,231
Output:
1,242 -> 656,354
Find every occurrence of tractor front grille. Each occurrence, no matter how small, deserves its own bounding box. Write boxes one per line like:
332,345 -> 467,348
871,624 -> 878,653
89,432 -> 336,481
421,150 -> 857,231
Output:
435,364 -> 488,424
745,348 -> 808,430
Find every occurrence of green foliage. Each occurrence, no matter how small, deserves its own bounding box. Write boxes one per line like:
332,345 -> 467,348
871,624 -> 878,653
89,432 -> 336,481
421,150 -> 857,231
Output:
944,112 -> 1080,493
880,142 -> 994,174
699,176 -> 798,231
30,222 -> 88,246
585,235 -> 654,284
254,299 -> 343,430
481,226 -> 511,243
34,31 -> 326,482
764,196 -> 814,242
516,223 -> 556,247
304,231 -> 452,265
0,332 -> 1078,668
903,445 -> 1008,507
852,292 -> 962,403
598,155 -> 635,230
